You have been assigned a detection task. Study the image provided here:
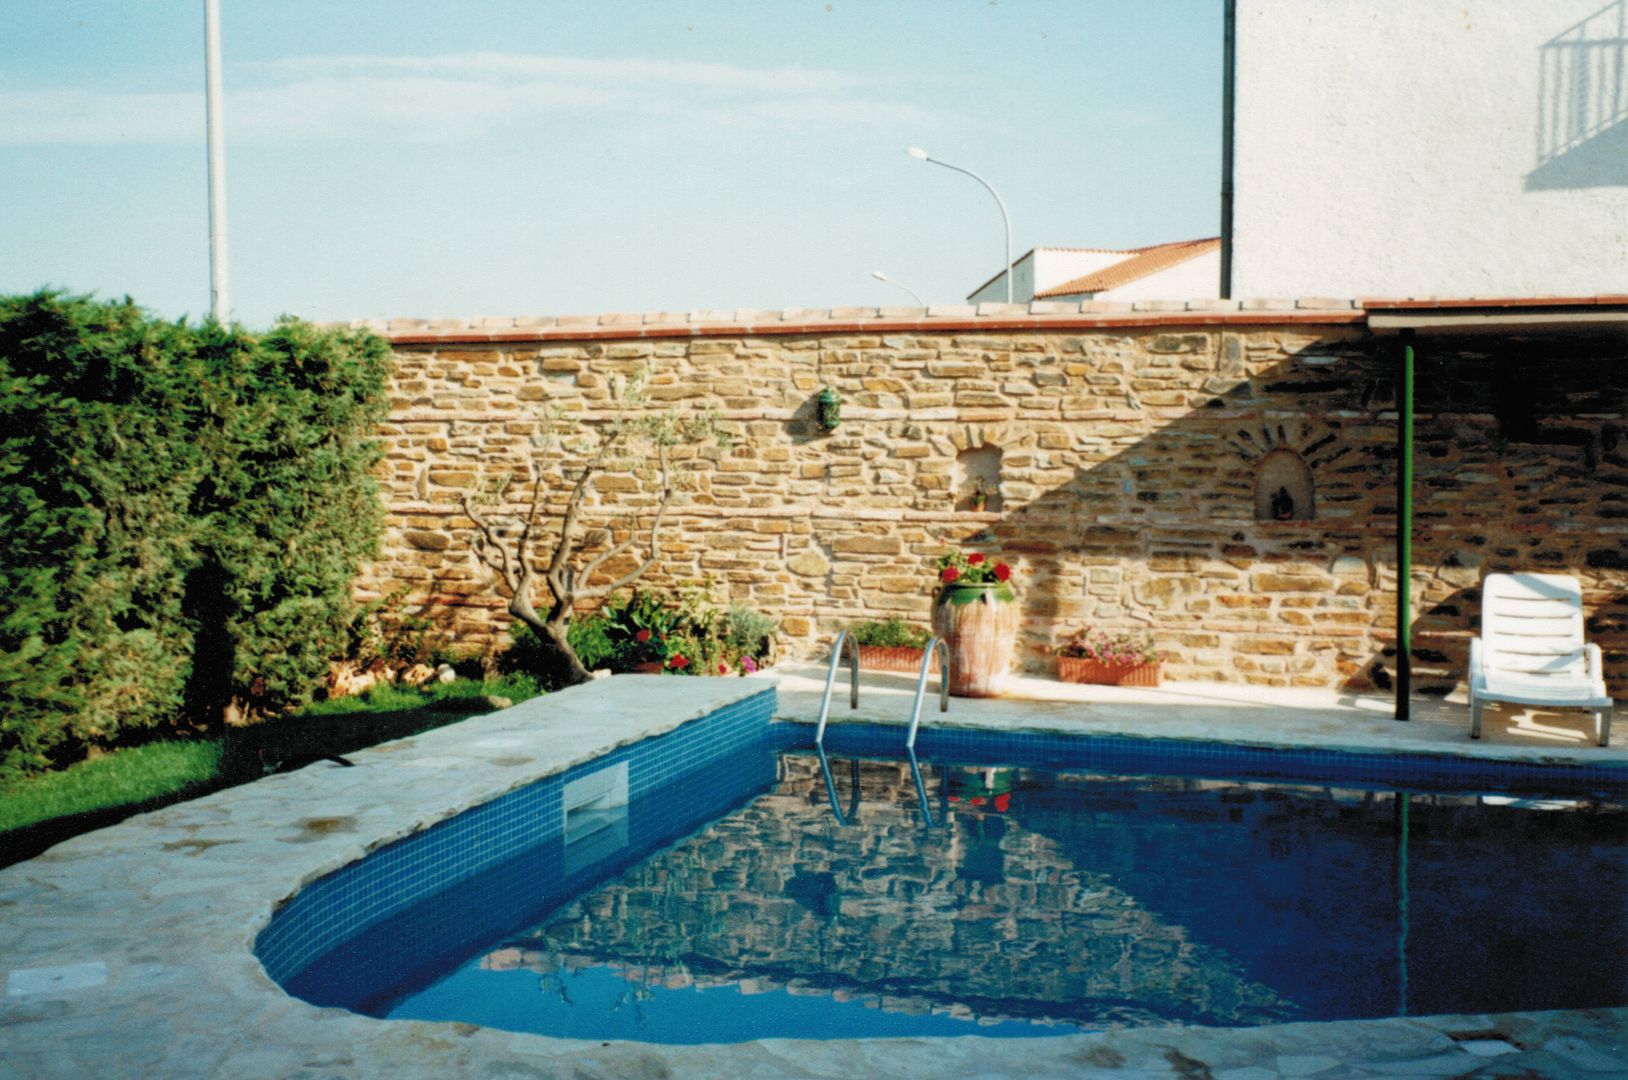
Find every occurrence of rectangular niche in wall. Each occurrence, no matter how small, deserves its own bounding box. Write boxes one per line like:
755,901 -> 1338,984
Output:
955,446 -> 1003,513
1254,448 -> 1314,521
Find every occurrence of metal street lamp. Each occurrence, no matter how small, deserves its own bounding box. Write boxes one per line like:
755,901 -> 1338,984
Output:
871,270 -> 925,307
907,146 -> 1013,304
204,0 -> 229,322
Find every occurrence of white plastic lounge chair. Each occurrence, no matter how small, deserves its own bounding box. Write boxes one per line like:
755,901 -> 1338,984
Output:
1470,573 -> 1613,746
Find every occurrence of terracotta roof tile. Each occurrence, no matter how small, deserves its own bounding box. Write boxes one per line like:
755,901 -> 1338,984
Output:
1035,237 -> 1221,298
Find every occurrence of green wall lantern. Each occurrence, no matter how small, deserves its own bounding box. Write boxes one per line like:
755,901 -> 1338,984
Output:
816,385 -> 842,432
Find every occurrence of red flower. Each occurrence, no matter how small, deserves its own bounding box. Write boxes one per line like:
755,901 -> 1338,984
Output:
993,792 -> 1011,813
668,654 -> 689,669
967,553 -> 986,565
634,629 -> 652,643
992,562 -> 1012,582
717,661 -> 729,675
940,566 -> 960,584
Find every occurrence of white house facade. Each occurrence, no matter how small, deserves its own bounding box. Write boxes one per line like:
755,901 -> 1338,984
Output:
1230,0 -> 1628,299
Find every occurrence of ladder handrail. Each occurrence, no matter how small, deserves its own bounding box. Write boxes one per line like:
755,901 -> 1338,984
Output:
905,636 -> 951,750
815,744 -> 862,826
906,746 -> 935,827
814,628 -> 861,746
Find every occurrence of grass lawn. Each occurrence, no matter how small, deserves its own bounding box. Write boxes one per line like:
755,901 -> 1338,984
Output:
0,674 -> 541,866
0,739 -> 227,835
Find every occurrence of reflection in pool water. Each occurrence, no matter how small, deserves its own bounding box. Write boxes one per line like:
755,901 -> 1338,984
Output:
381,753 -> 1627,1042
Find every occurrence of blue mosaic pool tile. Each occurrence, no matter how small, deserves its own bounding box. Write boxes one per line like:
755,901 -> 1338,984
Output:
256,687 -> 775,984
282,741 -> 778,1012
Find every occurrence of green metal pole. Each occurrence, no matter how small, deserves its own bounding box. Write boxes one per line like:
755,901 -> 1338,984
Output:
1396,333 -> 1415,721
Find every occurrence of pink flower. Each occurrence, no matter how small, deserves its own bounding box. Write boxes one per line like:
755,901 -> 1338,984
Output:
741,656 -> 759,674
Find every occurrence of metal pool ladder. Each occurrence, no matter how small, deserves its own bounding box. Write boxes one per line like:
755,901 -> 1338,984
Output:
906,636 -> 951,750
813,629 -> 860,746
813,629 -> 950,749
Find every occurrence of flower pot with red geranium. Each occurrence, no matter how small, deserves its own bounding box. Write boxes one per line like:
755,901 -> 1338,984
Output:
849,618 -> 938,673
931,551 -> 1017,697
1054,628 -> 1163,687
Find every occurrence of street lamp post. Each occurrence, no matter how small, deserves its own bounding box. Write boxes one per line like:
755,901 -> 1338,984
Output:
907,147 -> 1012,304
204,0 -> 229,322
871,270 -> 925,307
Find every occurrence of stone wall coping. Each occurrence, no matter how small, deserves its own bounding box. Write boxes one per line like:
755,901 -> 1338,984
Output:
329,295 -> 1628,345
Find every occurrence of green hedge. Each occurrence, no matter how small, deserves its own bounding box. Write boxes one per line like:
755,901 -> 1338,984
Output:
0,292 -> 390,778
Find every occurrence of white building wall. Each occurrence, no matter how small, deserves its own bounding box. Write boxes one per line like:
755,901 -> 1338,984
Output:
968,252 -> 1035,305
1233,0 -> 1628,299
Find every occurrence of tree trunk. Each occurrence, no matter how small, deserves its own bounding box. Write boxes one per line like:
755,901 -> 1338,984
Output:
541,615 -> 592,687
509,596 -> 592,688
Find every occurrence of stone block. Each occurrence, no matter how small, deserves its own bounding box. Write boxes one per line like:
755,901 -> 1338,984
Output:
787,551 -> 831,577
832,535 -> 904,556
1252,573 -> 1327,592
1145,333 -> 1210,354
402,529 -> 451,552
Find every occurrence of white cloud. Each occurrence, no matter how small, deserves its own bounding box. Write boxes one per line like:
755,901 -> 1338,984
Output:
0,53 -> 927,145
0,89 -> 197,143
252,52 -> 906,96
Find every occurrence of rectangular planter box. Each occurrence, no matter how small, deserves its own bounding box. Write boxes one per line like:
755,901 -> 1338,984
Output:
1057,657 -> 1162,687
857,645 -> 939,674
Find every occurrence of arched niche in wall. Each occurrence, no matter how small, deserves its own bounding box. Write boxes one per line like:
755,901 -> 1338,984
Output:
1254,448 -> 1314,522
954,446 -> 1003,513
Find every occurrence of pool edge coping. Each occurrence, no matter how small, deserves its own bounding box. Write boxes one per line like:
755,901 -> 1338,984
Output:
0,673 -> 1622,1079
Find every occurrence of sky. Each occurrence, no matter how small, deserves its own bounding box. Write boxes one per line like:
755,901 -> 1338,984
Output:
1,1 -> 1223,327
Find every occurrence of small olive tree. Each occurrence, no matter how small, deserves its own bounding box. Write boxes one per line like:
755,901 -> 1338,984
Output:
461,378 -> 720,686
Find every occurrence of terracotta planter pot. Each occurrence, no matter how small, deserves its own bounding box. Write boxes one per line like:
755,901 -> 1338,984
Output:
1057,657 -> 1162,687
856,645 -> 938,673
631,661 -> 663,674
932,584 -> 1017,697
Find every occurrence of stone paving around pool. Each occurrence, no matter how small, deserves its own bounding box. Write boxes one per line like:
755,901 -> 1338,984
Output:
774,662 -> 1627,766
1,672 -> 1623,1079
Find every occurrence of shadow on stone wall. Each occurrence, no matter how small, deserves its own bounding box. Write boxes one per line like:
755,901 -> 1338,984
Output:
953,328 -> 1628,694
373,321 -> 1627,698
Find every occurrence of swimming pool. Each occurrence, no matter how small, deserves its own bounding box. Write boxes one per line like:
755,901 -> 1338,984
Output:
257,695 -> 1627,1045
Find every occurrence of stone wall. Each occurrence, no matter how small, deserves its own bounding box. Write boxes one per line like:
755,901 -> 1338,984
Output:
363,310 -> 1628,694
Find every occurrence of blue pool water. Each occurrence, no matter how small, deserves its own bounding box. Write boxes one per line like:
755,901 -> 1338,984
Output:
259,696 -> 1628,1043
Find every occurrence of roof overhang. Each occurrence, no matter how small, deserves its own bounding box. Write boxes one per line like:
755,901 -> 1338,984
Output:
1366,299 -> 1628,337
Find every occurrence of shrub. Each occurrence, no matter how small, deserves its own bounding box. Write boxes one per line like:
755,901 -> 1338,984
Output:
1,294 -> 201,775
0,291 -> 389,779
565,615 -> 618,671
507,586 -> 778,678
724,605 -> 780,660
850,619 -> 931,649
186,316 -> 391,720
